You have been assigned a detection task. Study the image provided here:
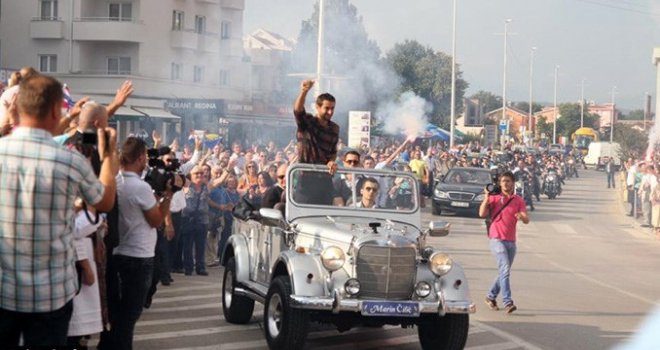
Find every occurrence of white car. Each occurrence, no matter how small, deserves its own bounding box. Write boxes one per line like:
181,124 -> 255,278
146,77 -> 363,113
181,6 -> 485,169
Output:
220,164 -> 476,350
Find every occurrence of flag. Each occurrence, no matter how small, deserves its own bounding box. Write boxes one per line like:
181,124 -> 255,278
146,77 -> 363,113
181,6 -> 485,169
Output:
62,84 -> 75,111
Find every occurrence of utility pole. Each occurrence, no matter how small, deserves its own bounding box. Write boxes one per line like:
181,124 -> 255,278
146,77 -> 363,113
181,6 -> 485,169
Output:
610,86 -> 617,143
528,47 -> 536,145
449,0 -> 457,149
502,19 -> 512,142
580,78 -> 586,128
315,0 -> 325,97
553,65 -> 559,144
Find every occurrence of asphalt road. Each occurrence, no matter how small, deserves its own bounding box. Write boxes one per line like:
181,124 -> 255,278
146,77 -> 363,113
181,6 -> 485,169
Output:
121,169 -> 660,350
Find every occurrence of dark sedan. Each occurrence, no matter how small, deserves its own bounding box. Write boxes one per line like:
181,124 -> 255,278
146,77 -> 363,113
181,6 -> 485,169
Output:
432,167 -> 492,216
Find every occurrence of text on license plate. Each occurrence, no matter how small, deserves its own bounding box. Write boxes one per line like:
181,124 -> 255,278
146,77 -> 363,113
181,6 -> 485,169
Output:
361,301 -> 420,317
450,201 -> 470,208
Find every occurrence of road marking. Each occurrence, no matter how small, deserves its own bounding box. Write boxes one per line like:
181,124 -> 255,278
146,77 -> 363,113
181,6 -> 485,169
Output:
137,315 -> 221,327
155,284 -> 218,294
471,320 -> 544,350
466,341 -> 520,350
551,223 -> 578,235
145,302 -> 221,313
313,334 -> 419,350
152,292 -> 221,304
133,324 -> 262,341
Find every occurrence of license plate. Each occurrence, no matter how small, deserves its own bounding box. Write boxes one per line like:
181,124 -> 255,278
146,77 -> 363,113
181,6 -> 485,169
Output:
450,201 -> 470,208
361,301 -> 420,317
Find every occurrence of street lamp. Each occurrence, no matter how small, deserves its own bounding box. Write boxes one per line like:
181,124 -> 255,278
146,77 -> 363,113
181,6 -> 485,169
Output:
610,86 -> 617,143
449,0 -> 457,149
502,19 -> 512,141
528,47 -> 536,146
580,78 -> 586,128
315,0 -> 326,97
553,65 -> 559,144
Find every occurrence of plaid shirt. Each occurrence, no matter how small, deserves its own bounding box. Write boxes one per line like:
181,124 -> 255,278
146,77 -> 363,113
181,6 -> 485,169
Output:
294,109 -> 339,165
0,127 -> 104,312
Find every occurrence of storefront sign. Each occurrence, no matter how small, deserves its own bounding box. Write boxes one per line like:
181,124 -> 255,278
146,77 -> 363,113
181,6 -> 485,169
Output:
165,99 -> 224,114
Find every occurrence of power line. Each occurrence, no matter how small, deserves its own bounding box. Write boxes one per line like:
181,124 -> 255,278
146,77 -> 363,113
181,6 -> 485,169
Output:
574,0 -> 660,17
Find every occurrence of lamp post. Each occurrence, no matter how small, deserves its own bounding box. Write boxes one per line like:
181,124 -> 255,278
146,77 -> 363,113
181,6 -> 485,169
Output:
610,86 -> 617,143
449,0 -> 457,149
553,65 -> 559,144
528,47 -> 536,145
580,78 -> 586,128
502,19 -> 512,141
315,0 -> 325,97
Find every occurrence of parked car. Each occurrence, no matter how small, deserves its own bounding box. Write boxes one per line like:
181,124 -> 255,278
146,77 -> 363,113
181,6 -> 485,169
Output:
432,167 -> 493,217
221,164 -> 475,350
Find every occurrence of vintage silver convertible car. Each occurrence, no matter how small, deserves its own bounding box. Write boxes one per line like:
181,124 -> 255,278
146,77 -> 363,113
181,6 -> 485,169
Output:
220,164 -> 475,350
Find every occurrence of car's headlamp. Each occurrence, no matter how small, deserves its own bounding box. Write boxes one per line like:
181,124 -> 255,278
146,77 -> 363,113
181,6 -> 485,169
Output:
474,194 -> 485,201
321,246 -> 345,272
429,252 -> 453,276
435,189 -> 449,199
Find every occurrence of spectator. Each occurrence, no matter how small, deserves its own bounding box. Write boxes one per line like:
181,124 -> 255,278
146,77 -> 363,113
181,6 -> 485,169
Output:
237,161 -> 258,194
182,165 -> 210,276
218,175 -> 240,259
0,74 -> 117,346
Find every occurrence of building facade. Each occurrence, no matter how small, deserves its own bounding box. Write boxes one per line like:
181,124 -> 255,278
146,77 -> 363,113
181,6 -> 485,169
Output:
0,0 -> 249,143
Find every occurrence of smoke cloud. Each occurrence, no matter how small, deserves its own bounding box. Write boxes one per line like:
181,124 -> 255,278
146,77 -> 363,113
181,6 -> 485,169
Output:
377,91 -> 431,138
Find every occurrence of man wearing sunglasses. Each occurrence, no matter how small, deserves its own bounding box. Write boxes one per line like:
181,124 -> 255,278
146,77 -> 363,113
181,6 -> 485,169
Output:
262,164 -> 288,209
355,178 -> 380,209
333,150 -> 363,206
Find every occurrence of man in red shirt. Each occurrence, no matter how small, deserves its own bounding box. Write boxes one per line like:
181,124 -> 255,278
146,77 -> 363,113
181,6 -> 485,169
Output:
479,171 -> 529,314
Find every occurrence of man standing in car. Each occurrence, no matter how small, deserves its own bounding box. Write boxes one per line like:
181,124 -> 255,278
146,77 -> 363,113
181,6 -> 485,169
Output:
292,79 -> 339,205
479,171 -> 529,314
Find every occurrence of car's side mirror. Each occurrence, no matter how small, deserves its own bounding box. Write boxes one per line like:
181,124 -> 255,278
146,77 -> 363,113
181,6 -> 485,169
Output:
259,208 -> 285,227
427,221 -> 450,237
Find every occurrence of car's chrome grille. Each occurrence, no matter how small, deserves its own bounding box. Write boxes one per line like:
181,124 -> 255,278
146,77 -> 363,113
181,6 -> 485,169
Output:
356,246 -> 416,300
448,192 -> 475,201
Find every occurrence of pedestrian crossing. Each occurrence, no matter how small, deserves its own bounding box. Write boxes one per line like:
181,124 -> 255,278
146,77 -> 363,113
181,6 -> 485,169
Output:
124,270 -> 534,350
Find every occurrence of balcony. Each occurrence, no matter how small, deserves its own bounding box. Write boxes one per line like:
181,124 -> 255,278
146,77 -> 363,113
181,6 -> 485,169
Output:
30,18 -> 65,39
221,0 -> 245,10
73,18 -> 146,43
171,30 -> 199,50
198,34 -> 219,53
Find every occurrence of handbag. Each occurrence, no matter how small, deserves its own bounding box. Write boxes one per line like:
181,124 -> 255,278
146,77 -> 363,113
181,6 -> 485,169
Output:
485,197 -> 514,237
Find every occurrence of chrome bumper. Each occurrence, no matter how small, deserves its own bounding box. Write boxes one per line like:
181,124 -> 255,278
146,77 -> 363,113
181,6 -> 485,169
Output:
289,290 -> 476,316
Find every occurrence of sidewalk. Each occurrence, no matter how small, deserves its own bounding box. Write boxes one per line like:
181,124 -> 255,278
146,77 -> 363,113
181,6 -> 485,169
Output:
614,182 -> 658,240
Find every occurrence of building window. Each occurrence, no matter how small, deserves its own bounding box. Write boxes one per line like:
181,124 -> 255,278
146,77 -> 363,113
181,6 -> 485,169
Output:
107,57 -> 131,75
40,0 -> 58,20
171,63 -> 182,80
172,10 -> 184,31
109,3 -> 132,21
221,21 -> 231,39
194,15 -> 206,34
193,65 -> 204,83
219,70 -> 229,86
38,55 -> 57,73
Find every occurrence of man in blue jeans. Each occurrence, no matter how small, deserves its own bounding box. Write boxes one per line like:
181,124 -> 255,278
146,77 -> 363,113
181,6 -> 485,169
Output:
479,171 -> 529,314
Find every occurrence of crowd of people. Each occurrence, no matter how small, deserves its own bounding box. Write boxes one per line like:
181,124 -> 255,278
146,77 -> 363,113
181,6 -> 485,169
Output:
621,157 -> 660,239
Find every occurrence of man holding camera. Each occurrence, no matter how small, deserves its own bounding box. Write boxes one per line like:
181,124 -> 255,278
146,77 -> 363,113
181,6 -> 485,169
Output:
0,75 -> 118,346
479,171 -> 529,314
109,136 -> 179,349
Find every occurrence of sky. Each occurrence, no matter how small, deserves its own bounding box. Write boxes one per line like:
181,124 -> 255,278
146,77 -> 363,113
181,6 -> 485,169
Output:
244,0 -> 660,111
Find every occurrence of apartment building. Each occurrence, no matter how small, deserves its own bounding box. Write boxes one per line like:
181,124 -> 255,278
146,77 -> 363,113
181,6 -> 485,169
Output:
0,0 -> 249,142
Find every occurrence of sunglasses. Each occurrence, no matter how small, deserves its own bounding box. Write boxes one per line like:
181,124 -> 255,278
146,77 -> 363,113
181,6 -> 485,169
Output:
277,175 -> 285,180
192,172 -> 204,175
345,160 -> 359,165
363,187 -> 378,192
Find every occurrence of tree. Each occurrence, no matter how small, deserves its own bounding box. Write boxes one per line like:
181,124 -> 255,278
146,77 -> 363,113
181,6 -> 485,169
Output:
385,40 -> 468,127
513,101 -> 543,115
603,123 -> 648,159
468,91 -> 502,114
618,109 -> 647,121
536,115 -> 553,140
289,0 -> 390,112
556,103 -> 600,137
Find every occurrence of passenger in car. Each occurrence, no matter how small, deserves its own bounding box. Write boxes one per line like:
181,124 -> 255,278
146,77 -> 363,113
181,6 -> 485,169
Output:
354,178 -> 380,209
262,164 -> 288,213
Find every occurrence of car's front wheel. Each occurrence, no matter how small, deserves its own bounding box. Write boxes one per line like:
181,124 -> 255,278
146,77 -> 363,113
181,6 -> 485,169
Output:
222,257 -> 255,324
264,276 -> 309,350
417,314 -> 469,350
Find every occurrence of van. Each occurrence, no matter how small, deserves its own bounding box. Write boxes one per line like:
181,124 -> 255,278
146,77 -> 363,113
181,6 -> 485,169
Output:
584,142 -> 621,169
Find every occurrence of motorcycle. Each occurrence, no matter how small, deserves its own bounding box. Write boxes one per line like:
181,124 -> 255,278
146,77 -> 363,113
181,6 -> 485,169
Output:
543,169 -> 560,199
566,158 -> 578,178
515,171 -> 535,210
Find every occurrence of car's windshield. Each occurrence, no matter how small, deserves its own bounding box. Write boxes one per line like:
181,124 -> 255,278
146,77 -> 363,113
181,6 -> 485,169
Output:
289,167 -> 419,213
444,169 -> 491,185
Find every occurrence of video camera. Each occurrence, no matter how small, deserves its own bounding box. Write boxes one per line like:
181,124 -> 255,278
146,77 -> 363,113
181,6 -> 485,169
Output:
485,167 -> 502,195
144,146 -> 184,196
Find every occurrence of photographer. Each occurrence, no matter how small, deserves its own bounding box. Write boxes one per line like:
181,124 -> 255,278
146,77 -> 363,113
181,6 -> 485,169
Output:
479,171 -> 529,315
0,75 -> 118,347
109,137 -> 180,350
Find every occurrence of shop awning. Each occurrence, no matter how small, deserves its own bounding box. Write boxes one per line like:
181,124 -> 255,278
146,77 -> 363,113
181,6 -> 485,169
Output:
224,114 -> 293,127
132,107 -> 181,121
110,106 -> 145,121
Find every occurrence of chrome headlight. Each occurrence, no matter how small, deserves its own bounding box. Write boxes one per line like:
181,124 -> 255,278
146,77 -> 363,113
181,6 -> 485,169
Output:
429,252 -> 453,276
435,189 -> 449,199
344,278 -> 360,295
415,281 -> 432,298
474,194 -> 485,201
321,246 -> 345,272
547,175 -> 555,181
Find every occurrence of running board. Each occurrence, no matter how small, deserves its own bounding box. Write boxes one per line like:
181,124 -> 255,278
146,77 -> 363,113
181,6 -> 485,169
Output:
234,281 -> 267,304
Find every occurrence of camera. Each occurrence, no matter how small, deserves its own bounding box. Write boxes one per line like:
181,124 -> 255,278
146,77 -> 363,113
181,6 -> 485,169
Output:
144,146 -> 184,195
485,167 -> 502,195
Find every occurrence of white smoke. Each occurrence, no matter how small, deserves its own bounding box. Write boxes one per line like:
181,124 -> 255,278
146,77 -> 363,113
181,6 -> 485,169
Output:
377,91 -> 431,138
645,122 -> 660,161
